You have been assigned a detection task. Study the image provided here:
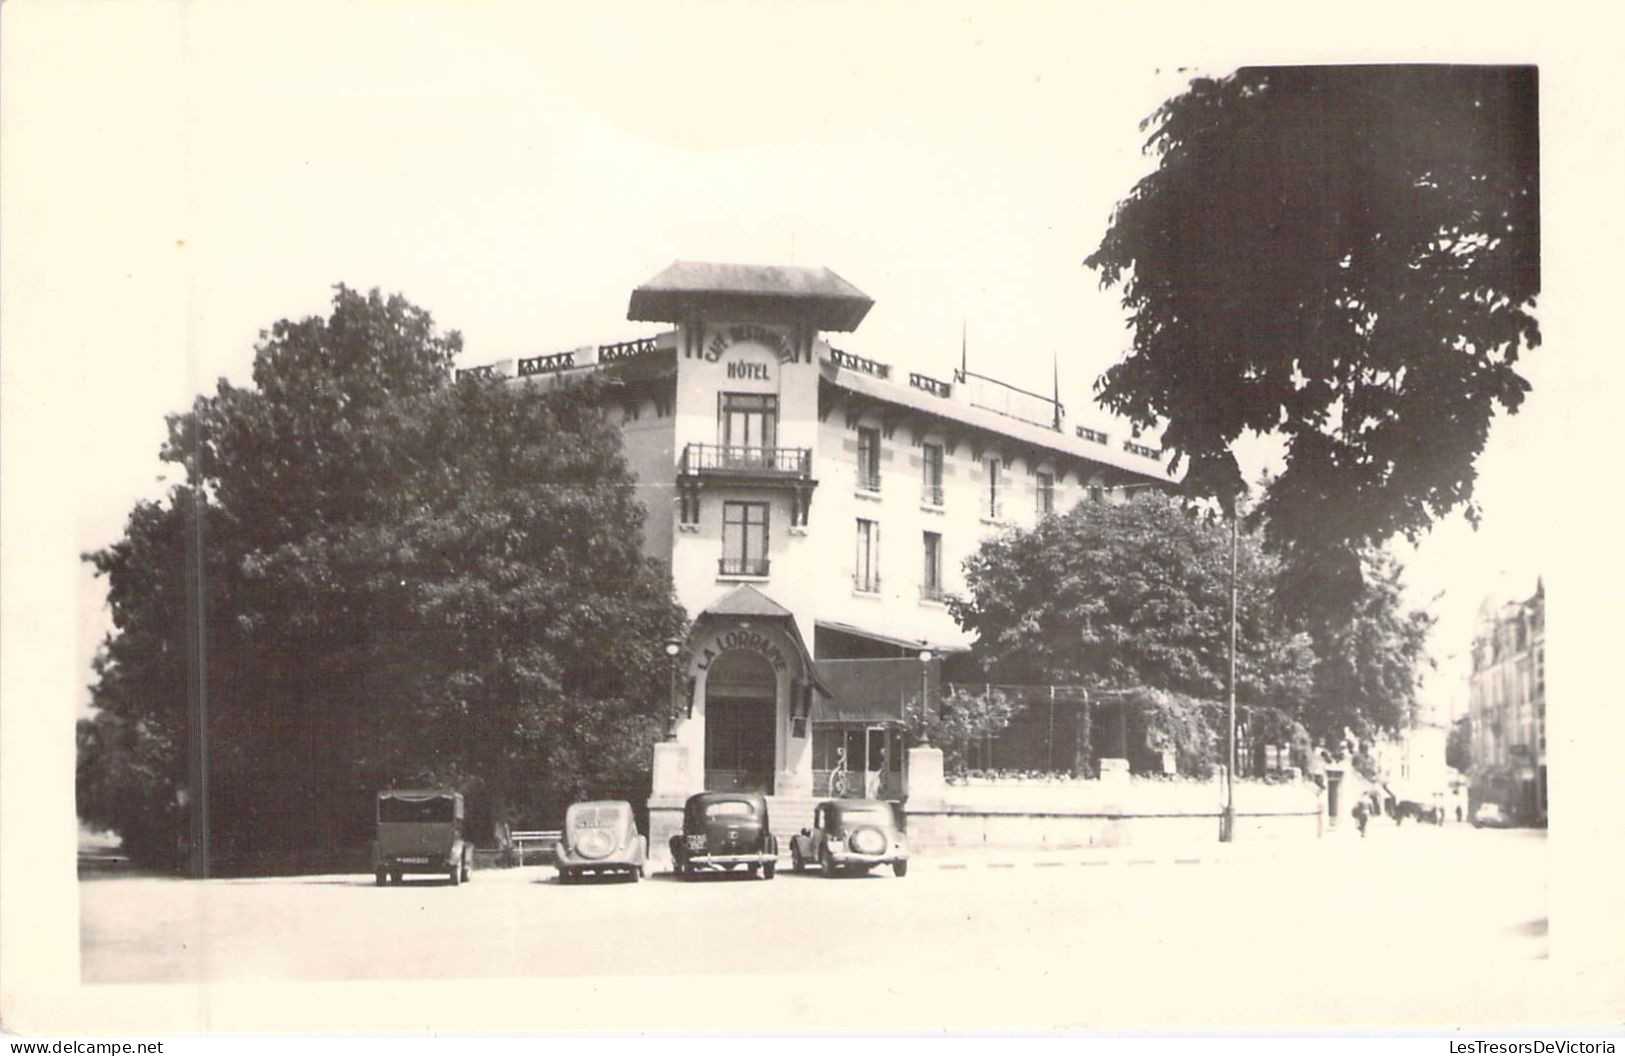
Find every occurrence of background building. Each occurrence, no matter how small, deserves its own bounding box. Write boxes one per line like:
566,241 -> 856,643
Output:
1467,580 -> 1546,823
462,261 -> 1172,807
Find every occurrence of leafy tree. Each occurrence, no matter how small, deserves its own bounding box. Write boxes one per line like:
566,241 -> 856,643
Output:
903,686 -> 1016,778
1085,66 -> 1540,611
948,494 -> 1315,715
1446,714 -> 1473,773
80,286 -> 684,870
1300,550 -> 1434,747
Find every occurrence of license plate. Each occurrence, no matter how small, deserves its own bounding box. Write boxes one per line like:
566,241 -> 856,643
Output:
400,857 -> 431,864
685,835 -> 706,850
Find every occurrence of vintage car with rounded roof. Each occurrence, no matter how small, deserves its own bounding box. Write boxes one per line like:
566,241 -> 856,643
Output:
669,791 -> 778,879
790,798 -> 908,877
555,800 -> 647,883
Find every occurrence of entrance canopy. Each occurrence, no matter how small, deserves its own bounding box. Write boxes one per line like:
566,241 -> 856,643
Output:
691,584 -> 830,697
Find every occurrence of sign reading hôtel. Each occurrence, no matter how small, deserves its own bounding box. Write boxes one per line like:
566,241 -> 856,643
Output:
697,324 -> 800,364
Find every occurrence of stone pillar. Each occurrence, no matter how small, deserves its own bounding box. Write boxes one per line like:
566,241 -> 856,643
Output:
903,745 -> 947,852
647,741 -> 692,870
906,745 -> 945,809
1098,757 -> 1131,788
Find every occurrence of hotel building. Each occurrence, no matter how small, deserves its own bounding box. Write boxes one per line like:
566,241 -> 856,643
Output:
460,262 -> 1172,804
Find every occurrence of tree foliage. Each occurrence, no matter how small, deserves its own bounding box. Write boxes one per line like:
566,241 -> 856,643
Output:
1446,714 -> 1473,773
949,495 -> 1315,715
903,686 -> 1017,778
1301,550 -> 1434,745
79,286 -> 684,870
1085,66 -> 1540,611
947,494 -> 1431,755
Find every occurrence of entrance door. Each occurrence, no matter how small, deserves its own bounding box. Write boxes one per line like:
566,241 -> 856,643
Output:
704,649 -> 778,794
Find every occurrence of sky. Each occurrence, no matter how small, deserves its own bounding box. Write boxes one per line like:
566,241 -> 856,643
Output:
0,2 -> 1581,725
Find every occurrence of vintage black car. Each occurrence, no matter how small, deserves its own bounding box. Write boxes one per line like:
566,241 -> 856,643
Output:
669,791 -> 778,879
374,789 -> 471,886
555,800 -> 647,883
789,798 -> 908,877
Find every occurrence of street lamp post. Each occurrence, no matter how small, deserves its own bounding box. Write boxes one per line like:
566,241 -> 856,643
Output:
917,649 -> 933,743
1221,506 -> 1239,843
663,637 -> 682,740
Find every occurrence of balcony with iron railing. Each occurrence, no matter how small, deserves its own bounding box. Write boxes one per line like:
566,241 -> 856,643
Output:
853,571 -> 882,594
920,583 -> 946,603
921,483 -> 944,507
857,470 -> 882,493
719,557 -> 771,577
679,444 -> 814,480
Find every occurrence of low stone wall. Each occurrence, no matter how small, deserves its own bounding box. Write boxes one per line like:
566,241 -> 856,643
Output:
906,770 -> 1323,851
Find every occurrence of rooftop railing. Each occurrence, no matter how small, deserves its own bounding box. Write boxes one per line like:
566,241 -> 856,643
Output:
910,372 -> 952,398
830,348 -> 891,379
517,350 -> 576,377
1075,425 -> 1108,445
1124,440 -> 1163,459
598,336 -> 659,363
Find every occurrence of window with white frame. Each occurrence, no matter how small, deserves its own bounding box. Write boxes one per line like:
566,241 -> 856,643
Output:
1036,471 -> 1055,515
721,502 -> 770,576
921,442 -> 944,506
856,426 -> 881,491
922,531 -> 943,601
854,518 -> 880,592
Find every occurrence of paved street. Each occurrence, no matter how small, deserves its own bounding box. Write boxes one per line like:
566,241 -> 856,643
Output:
81,825 -> 1547,1022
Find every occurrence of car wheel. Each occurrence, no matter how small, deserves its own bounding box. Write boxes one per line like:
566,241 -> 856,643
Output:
763,859 -> 776,880
375,869 -> 386,887
449,866 -> 461,887
892,860 -> 909,878
748,863 -> 761,877
461,857 -> 471,882
390,871 -> 403,885
791,844 -> 805,873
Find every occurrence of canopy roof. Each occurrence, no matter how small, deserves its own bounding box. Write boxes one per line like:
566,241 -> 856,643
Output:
694,585 -> 830,696
628,261 -> 873,331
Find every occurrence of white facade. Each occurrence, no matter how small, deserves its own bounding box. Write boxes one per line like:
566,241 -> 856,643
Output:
464,262 -> 1171,799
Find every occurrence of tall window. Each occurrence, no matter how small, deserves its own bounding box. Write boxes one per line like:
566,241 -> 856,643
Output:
921,442 -> 944,506
720,393 -> 778,450
986,459 -> 1002,519
1036,471 -> 1055,515
857,426 -> 881,491
855,518 -> 880,592
721,502 -> 769,576
922,531 -> 943,600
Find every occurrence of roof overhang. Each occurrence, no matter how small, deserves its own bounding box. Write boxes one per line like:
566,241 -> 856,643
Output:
629,261 -> 874,332
813,618 -> 970,656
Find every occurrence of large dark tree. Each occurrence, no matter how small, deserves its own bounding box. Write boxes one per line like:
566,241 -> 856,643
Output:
79,287 -> 684,870
1085,66 -> 1539,611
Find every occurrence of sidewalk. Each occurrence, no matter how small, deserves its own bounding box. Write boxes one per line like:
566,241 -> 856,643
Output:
909,830 -> 1362,871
